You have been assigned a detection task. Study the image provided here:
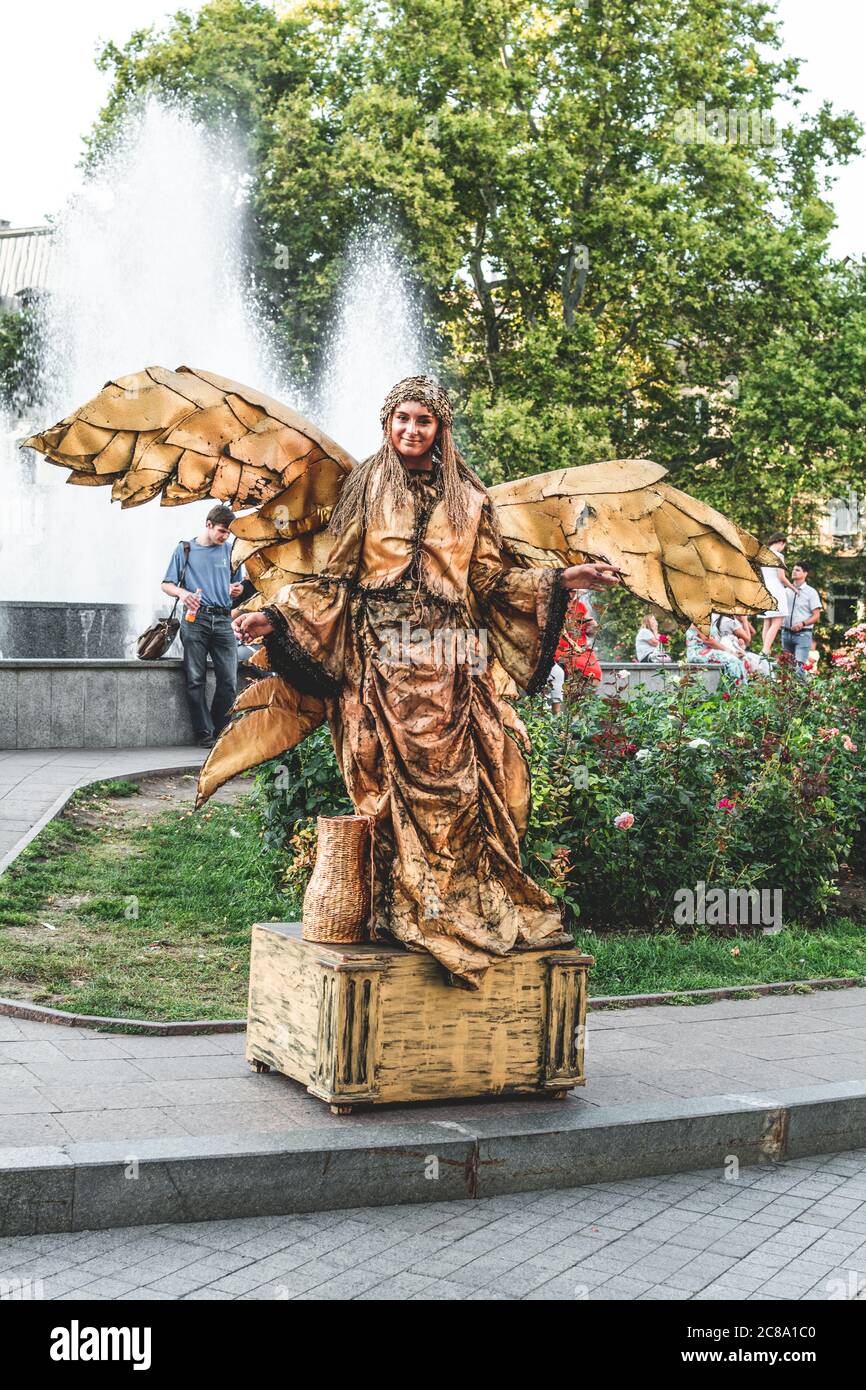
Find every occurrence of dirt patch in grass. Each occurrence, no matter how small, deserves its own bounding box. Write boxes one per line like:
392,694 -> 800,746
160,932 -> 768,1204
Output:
837,868 -> 866,919
0,770 -> 293,1021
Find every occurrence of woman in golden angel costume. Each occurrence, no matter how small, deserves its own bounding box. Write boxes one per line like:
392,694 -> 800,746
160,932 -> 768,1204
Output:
24,366 -> 777,987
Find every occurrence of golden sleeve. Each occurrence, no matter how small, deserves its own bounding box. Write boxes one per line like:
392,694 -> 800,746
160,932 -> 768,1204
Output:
469,501 -> 570,694
261,520 -> 361,697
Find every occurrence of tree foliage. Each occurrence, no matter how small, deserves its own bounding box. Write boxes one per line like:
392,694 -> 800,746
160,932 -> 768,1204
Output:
88,0 -> 865,531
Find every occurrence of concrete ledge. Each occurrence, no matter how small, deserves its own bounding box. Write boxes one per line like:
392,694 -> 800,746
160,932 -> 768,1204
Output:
3,1082 -> 865,1235
0,660 -> 719,749
0,660 -> 216,749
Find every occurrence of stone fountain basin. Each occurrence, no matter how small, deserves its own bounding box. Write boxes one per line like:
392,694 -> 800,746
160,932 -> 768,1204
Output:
0,601 -> 141,661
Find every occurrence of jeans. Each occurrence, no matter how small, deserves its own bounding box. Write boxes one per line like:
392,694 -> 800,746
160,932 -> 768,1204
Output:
781,627 -> 813,676
179,610 -> 238,739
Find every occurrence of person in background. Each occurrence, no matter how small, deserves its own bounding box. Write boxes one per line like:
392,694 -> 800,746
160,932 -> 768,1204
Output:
711,612 -> 767,678
685,622 -> 748,683
161,505 -> 245,747
635,611 -> 671,663
558,591 -> 603,686
546,658 -> 566,715
547,592 -> 602,711
760,532 -> 797,659
781,562 -> 822,677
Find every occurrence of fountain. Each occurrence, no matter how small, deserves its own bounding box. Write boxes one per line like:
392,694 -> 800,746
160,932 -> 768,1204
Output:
1,98 -> 288,657
0,99 -> 431,744
316,226 -> 428,454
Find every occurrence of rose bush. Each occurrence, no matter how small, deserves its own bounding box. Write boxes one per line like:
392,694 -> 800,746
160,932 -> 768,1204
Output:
519,659 -> 866,930
252,657 -> 865,925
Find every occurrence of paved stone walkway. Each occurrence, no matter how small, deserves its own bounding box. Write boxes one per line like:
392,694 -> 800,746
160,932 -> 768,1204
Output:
0,746 -> 205,873
2,1149 -> 865,1300
2,986 -> 866,1147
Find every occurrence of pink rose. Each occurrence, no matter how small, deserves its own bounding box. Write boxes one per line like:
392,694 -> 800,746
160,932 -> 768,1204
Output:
613,812 -> 635,830
843,735 -> 858,752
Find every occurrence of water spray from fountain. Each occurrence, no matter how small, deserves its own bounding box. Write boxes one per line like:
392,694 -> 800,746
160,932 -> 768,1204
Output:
1,97 -> 285,643
1,103 -> 429,657
316,227 -> 429,459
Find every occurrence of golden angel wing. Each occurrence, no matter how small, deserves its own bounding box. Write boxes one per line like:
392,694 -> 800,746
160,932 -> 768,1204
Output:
195,648 -> 326,808
490,460 -> 777,624
21,366 -> 355,569
22,364 -> 353,803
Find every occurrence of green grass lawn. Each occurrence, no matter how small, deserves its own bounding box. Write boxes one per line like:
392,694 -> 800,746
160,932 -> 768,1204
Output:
575,922 -> 866,1001
0,781 -> 295,1021
0,781 -> 863,1021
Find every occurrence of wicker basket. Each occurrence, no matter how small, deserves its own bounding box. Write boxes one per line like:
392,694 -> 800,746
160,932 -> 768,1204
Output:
302,814 -> 374,943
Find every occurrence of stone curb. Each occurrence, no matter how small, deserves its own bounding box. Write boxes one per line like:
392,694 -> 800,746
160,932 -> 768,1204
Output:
3,1081 -> 865,1236
0,999 -> 245,1034
1,975 -> 861,1036
590,976 -> 865,1010
0,785 -> 75,877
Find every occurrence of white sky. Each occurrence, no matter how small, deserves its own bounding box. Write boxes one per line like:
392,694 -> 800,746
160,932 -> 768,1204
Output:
0,0 -> 864,257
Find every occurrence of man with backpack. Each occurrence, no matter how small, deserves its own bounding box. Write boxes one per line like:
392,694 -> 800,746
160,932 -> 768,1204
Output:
161,505 -> 245,747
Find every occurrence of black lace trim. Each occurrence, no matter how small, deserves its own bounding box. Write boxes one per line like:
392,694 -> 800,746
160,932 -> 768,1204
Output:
262,605 -> 341,698
526,569 -> 570,695
352,581 -> 469,618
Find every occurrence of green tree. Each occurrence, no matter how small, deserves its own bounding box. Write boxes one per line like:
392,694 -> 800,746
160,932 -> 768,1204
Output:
90,0 -> 865,530
0,306 -> 44,416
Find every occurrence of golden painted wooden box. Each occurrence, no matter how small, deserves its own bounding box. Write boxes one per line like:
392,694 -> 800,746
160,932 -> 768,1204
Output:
246,922 -> 592,1113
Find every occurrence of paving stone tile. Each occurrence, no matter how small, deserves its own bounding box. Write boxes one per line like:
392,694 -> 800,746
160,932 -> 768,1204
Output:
160,1102 -> 301,1137
37,1037 -> 133,1062
0,1065 -> 45,1091
0,1112 -> 70,1145
0,1041 -> 71,1067
662,1253 -> 739,1292
22,1059 -> 149,1086
56,1107 -> 192,1142
150,1078 -> 284,1107
355,1272 -> 438,1300
107,1035 -> 245,1059
0,1086 -> 59,1116
586,1275 -> 656,1300
637,1284 -> 689,1299
116,1290 -> 179,1300
295,1271 -> 387,1299
131,1055 -> 251,1081
39,1083 -> 171,1113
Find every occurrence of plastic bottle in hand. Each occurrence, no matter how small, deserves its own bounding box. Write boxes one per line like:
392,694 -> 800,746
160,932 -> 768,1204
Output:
185,588 -> 203,623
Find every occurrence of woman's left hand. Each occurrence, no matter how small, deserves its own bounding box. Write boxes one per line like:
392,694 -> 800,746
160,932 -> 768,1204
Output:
233,612 -> 274,642
562,562 -> 625,591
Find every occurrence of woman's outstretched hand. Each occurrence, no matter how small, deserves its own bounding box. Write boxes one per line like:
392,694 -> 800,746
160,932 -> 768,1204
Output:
233,611 -> 274,642
561,562 -> 625,591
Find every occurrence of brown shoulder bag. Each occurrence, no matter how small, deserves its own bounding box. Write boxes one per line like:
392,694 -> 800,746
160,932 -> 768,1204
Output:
136,542 -> 191,660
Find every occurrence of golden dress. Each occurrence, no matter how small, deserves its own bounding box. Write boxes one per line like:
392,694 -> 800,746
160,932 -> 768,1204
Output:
260,460 -> 570,987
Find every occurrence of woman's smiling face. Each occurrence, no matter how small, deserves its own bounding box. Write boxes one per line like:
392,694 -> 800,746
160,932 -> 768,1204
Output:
389,400 -> 439,465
